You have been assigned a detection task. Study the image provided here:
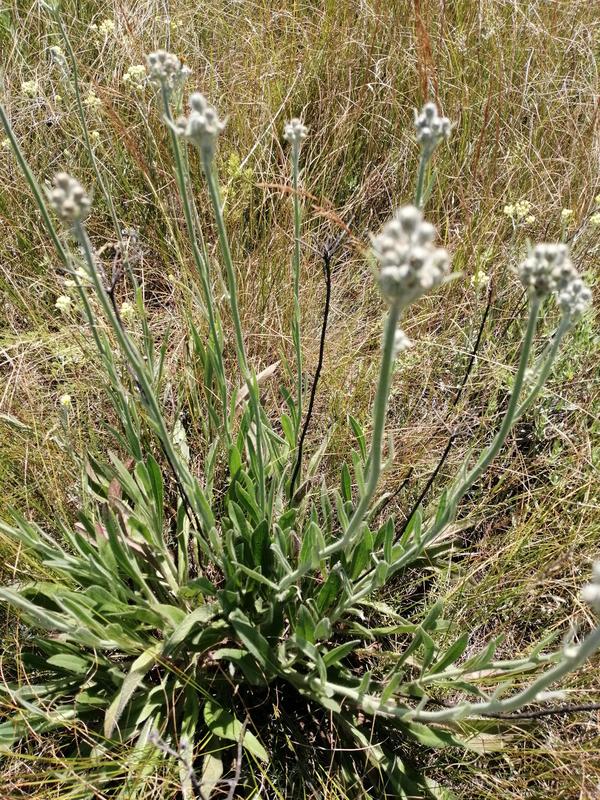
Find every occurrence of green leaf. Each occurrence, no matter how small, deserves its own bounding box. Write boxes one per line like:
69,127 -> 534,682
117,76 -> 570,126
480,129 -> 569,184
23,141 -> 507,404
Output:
203,698 -> 268,761
317,570 -> 342,614
429,634 -> 469,674
228,609 -> 275,671
104,644 -> 160,739
164,605 -> 217,654
47,654 -> 90,674
323,640 -> 360,668
348,415 -> 366,460
340,462 -> 352,503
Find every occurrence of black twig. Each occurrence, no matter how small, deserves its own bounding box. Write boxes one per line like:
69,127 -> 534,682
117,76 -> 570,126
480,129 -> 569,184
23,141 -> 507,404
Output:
289,230 -> 343,501
451,282 -> 494,409
226,716 -> 247,800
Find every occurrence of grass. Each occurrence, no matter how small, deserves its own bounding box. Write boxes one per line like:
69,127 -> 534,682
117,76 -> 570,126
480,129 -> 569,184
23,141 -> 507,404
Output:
0,0 -> 599,796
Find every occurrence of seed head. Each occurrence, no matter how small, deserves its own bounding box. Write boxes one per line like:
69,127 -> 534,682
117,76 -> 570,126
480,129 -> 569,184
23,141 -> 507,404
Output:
145,50 -> 191,90
414,101 -> 451,154
55,294 -> 72,313
372,206 -> 451,307
283,118 -> 308,148
177,93 -> 226,158
557,276 -> 592,320
49,173 -> 91,224
393,328 -> 412,356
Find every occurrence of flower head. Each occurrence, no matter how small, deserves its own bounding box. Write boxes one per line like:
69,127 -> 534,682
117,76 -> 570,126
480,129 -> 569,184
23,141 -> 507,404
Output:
517,243 -> 574,297
49,172 -> 91,224
59,393 -> 72,408
560,208 -> 574,224
503,199 -> 532,223
393,328 -> 412,356
84,92 -> 102,112
120,301 -> 136,321
21,79 -> 39,98
557,276 -> 592,320
176,92 -> 226,158
283,118 -> 308,148
49,45 -> 68,70
123,64 -> 147,89
372,206 -> 451,307
55,295 -> 72,313
414,101 -> 451,154
581,562 -> 600,610
146,50 -> 191,91
589,212 -> 600,227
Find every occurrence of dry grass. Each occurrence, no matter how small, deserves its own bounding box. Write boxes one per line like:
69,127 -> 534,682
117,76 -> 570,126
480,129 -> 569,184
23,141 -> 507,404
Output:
1,0 -> 599,797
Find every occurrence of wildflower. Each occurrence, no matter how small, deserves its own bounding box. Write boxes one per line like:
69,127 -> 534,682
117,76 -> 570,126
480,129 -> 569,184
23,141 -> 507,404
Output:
504,199 -> 532,223
89,130 -> 101,144
525,215 -> 536,224
145,50 -> 191,91
414,101 -> 451,155
55,94 -> 63,103
84,92 -> 102,112
557,276 -> 592,319
59,393 -> 72,408
120,301 -> 135,321
283,118 -> 308,147
595,194 -> 600,206
96,19 -> 116,38
581,563 -> 600,610
175,93 -> 226,158
0,137 -> 9,150
55,294 -> 72,313
471,270 -> 489,290
372,206 -> 451,307
589,212 -> 600,227
393,328 -> 412,355
21,79 -> 39,97
48,172 -> 91,224
560,208 -> 574,224
517,243 -> 574,297
123,64 -> 146,89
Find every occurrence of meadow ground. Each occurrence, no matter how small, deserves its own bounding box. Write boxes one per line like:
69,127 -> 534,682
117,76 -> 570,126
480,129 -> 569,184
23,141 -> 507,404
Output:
0,1 -> 599,797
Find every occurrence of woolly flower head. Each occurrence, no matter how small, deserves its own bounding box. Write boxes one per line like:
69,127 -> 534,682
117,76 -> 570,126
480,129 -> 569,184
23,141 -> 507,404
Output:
589,212 -> 600,227
372,206 -> 451,307
414,101 -> 451,154
49,172 -> 91,224
49,46 -> 68,70
146,50 -> 191,90
518,243 -> 591,319
55,295 -> 72,313
560,208 -> 574,224
557,277 -> 592,320
283,118 -> 308,147
59,393 -> 72,408
175,93 -> 226,157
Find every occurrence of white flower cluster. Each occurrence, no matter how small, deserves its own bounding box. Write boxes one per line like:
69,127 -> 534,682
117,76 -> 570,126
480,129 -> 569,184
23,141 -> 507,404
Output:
581,563 -> 600,610
49,173 -> 90,224
146,50 -> 191,90
175,93 -> 226,157
393,328 -> 412,356
283,118 -> 308,147
414,102 -> 451,154
518,243 -> 591,318
372,206 -> 451,307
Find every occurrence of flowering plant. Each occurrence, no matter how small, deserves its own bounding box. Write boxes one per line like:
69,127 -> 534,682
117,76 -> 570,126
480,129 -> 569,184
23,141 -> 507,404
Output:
0,39 -> 596,799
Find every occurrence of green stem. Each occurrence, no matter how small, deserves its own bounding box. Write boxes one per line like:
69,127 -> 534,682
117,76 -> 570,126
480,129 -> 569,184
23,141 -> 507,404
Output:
291,146 -> 303,438
414,151 -> 430,209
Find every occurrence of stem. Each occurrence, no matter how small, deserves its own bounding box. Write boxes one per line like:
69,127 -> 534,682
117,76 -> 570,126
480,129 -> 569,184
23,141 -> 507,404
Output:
414,151 -> 430,209
160,86 -> 229,442
291,146 -> 303,438
201,152 -> 266,509
278,304 -> 400,592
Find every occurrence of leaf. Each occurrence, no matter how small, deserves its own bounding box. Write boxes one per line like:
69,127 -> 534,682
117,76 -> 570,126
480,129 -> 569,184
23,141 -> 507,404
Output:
0,412 -> 31,432
164,605 -> 217,654
340,462 -> 352,503
317,571 -> 342,614
402,721 -> 463,749
348,414 -> 366,460
104,645 -> 160,739
203,698 -> 268,761
228,609 -> 275,671
47,654 -> 90,674
201,751 -> 224,796
323,640 -> 360,668
429,634 -> 469,674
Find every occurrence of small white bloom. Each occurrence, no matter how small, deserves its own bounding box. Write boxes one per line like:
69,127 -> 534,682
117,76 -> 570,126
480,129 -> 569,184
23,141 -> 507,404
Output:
84,92 -> 102,112
557,276 -> 592,319
97,18 -> 116,38
589,212 -> 600,227
372,206 -> 451,307
393,328 -> 412,356
59,393 -> 72,408
89,130 -> 101,144
414,101 -> 451,154
123,64 -> 147,89
21,79 -> 40,98
471,270 -> 489,289
525,214 -> 536,224
283,118 -> 308,147
0,137 -> 9,150
48,172 -> 91,224
55,294 -> 72,313
560,208 -> 574,224
517,243 -> 574,297
146,50 -> 191,90
120,301 -> 136,321
175,92 -> 226,158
